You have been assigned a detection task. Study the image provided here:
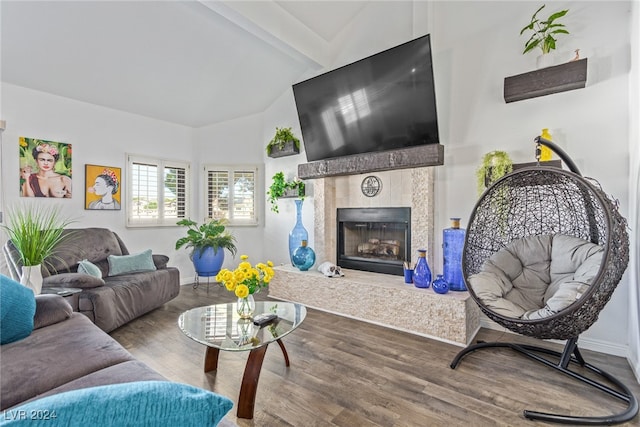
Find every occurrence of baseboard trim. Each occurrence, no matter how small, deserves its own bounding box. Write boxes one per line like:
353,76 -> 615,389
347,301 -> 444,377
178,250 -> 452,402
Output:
479,318 -> 629,357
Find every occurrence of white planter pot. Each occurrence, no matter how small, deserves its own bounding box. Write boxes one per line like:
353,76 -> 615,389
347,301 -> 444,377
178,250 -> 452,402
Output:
20,265 -> 43,294
536,54 -> 554,69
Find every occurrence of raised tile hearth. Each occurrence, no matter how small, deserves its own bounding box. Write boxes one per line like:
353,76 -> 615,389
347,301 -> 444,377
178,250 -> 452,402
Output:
269,266 -> 480,346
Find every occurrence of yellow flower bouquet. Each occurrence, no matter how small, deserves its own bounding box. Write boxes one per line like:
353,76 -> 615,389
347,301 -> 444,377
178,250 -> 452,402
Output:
215,255 -> 275,318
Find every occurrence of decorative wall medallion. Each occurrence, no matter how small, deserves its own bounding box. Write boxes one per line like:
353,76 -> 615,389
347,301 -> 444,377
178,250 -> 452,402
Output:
361,175 -> 382,197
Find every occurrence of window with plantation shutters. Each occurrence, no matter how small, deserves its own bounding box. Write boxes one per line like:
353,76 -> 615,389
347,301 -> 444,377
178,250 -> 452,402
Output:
205,165 -> 261,226
127,154 -> 190,227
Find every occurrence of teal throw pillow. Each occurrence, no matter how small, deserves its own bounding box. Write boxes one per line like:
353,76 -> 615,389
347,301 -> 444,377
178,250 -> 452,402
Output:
0,274 -> 36,345
108,249 -> 156,276
77,259 -> 102,278
0,381 -> 233,427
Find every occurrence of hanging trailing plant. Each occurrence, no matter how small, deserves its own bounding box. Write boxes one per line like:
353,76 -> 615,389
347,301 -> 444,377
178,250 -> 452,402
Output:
267,171 -> 305,213
476,151 -> 513,196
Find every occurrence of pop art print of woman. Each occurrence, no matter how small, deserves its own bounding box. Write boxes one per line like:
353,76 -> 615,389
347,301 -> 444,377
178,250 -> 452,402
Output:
19,138 -> 72,198
87,168 -> 121,210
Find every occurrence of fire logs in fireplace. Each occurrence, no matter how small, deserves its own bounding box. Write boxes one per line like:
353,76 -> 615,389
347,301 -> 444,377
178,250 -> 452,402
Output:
357,239 -> 401,258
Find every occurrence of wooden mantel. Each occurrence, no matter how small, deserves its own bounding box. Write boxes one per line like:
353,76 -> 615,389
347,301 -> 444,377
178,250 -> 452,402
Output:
297,144 -> 444,179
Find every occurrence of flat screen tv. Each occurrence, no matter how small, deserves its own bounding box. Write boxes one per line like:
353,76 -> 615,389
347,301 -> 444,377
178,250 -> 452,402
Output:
292,34 -> 439,163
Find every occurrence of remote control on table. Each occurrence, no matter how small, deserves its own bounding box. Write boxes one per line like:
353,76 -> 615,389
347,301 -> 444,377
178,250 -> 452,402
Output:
253,313 -> 278,326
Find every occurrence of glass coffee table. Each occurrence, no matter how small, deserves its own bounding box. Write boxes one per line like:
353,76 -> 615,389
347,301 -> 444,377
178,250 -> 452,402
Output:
178,300 -> 306,419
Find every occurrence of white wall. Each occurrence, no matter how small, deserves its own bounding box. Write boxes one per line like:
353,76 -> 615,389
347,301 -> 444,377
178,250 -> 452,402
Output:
0,83 -> 197,277
628,0 -> 640,381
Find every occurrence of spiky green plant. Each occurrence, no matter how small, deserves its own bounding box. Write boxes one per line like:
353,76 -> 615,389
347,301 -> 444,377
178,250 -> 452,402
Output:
1,203 -> 75,268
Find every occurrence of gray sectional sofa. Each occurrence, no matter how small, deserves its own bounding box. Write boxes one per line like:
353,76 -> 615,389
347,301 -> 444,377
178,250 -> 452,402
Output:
0,291 -> 236,426
3,227 -> 180,332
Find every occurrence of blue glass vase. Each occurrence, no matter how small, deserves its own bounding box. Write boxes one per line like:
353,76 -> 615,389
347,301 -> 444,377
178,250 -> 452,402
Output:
413,249 -> 431,288
443,217 -> 466,291
292,240 -> 316,271
432,274 -> 449,294
289,199 -> 309,266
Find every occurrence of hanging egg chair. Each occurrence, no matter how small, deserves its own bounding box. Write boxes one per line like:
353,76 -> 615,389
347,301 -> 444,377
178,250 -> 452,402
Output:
450,136 -> 638,425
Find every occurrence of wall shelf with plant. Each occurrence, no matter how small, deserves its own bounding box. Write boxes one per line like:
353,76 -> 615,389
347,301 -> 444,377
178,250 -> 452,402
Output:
267,171 -> 305,213
266,127 -> 301,158
505,4 -> 585,103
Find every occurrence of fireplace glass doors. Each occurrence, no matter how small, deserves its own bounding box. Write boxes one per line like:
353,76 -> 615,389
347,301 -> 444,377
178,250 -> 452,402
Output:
337,207 -> 410,276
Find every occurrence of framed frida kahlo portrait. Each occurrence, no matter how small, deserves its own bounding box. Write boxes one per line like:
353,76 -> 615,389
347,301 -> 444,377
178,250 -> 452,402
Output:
19,136 -> 73,198
85,164 -> 122,210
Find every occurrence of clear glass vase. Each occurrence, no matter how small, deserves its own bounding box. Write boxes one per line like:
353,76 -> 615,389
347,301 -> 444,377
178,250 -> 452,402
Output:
237,294 -> 256,319
288,199 -> 309,266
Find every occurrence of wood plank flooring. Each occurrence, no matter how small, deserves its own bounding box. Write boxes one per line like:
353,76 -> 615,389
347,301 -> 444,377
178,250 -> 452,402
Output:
109,285 -> 640,426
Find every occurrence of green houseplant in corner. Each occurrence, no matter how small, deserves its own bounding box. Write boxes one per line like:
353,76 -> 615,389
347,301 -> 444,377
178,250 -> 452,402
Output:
520,4 -> 570,69
266,127 -> 301,158
1,202 -> 75,294
175,218 -> 237,278
267,171 -> 305,213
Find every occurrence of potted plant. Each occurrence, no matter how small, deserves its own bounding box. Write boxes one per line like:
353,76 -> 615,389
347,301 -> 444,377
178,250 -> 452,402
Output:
476,151 -> 513,196
1,203 -> 75,294
266,127 -> 301,158
175,218 -> 237,278
267,171 -> 305,213
520,4 -> 570,69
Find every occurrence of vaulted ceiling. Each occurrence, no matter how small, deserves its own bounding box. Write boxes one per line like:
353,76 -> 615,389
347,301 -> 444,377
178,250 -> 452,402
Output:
1,1 -> 368,127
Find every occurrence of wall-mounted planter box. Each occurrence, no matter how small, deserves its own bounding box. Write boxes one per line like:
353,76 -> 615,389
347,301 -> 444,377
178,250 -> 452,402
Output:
267,141 -> 300,158
280,187 -> 305,198
504,58 -> 587,103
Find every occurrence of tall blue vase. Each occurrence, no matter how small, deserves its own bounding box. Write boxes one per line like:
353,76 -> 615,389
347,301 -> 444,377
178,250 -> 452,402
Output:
443,217 -> 466,291
288,199 -> 308,266
413,249 -> 432,288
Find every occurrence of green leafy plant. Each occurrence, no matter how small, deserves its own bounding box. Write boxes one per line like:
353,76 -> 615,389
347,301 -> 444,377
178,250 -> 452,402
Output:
175,218 -> 237,258
267,171 -> 305,213
1,203 -> 76,268
476,151 -> 513,196
520,4 -> 569,55
266,127 -> 300,156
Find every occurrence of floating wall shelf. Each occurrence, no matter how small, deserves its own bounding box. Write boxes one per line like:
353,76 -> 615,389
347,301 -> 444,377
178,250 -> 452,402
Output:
297,144 -> 444,179
504,58 -> 587,103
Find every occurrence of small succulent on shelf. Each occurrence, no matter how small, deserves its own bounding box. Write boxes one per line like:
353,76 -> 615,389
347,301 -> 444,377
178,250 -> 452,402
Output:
267,171 -> 305,213
520,4 -> 569,55
265,127 -> 301,156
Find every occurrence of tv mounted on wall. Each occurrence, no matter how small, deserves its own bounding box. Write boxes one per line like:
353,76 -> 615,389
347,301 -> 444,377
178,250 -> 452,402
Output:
292,34 -> 439,163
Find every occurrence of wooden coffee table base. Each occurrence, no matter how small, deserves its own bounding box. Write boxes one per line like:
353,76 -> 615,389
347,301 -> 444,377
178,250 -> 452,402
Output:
203,339 -> 290,419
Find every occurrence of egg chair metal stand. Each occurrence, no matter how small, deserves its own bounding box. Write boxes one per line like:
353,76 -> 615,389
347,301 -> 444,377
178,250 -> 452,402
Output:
450,137 -> 638,425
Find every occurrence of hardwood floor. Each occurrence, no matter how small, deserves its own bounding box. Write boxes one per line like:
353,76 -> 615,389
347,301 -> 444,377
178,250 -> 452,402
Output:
109,284 -> 640,426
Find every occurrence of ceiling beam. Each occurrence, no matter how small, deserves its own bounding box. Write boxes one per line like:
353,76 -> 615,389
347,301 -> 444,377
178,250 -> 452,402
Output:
198,0 -> 328,71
